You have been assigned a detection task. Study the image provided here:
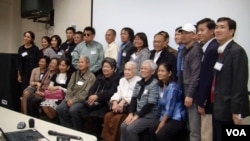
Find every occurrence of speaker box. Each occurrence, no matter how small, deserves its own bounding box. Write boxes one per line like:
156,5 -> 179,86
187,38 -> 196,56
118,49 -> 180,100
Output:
21,0 -> 53,19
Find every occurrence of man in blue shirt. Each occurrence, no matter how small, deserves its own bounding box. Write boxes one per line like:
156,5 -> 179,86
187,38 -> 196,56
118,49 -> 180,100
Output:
72,26 -> 104,76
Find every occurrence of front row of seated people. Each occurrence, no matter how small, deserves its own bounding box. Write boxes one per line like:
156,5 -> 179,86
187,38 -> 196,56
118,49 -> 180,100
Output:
23,56 -> 186,141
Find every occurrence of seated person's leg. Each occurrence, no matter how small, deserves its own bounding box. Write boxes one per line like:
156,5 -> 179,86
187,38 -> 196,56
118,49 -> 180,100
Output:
148,120 -> 160,141
126,118 -> 153,141
156,119 -> 186,141
27,94 -> 42,117
56,100 -> 72,128
101,112 -> 127,141
69,102 -> 84,131
120,122 -> 128,141
31,96 -> 43,117
26,94 -> 34,116
21,88 -> 34,114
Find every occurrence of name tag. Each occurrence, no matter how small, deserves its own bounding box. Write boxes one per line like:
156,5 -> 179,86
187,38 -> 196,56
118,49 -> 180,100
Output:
71,52 -> 73,56
214,62 -> 223,71
39,74 -> 44,80
143,89 -> 148,95
131,53 -> 137,60
91,51 -> 96,54
21,52 -> 28,57
59,79 -> 66,84
57,52 -> 63,56
122,52 -> 126,57
77,81 -> 84,86
160,91 -> 164,98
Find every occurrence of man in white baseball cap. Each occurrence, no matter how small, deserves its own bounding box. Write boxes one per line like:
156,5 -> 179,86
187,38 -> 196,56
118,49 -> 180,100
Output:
178,23 -> 202,141
180,23 -> 197,33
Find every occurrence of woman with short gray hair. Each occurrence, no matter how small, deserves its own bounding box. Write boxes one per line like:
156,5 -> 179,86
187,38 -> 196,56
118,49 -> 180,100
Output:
120,60 -> 159,141
56,56 -> 96,131
101,61 -> 141,141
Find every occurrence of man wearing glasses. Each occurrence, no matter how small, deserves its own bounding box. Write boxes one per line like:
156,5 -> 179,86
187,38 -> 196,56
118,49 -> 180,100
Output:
72,26 -> 104,76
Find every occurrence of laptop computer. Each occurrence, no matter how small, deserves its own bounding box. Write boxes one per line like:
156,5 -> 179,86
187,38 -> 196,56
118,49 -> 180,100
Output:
0,128 -> 48,141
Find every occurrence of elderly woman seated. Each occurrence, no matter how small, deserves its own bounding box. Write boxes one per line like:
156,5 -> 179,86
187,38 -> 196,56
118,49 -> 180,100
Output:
101,61 -> 141,141
56,56 -> 96,131
120,60 -> 159,141
80,57 -> 120,138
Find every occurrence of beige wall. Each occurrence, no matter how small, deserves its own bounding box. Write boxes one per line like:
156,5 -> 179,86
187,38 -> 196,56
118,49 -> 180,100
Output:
0,0 -> 91,53
0,0 -> 22,53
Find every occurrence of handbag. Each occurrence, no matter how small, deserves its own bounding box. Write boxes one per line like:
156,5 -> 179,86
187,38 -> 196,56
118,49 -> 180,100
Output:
44,89 -> 65,100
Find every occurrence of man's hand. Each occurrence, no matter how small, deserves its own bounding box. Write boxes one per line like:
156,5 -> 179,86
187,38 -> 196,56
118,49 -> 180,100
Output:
17,75 -> 22,83
184,96 -> 193,107
198,106 -> 206,115
232,114 -> 243,125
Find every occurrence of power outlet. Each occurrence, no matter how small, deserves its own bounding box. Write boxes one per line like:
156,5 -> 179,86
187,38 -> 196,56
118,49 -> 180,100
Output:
1,99 -> 7,105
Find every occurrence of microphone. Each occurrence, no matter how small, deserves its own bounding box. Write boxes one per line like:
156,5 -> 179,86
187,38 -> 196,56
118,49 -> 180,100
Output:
48,130 -> 82,140
29,118 -> 35,128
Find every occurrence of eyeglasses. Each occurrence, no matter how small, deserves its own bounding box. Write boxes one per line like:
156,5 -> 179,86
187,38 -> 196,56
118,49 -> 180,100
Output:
83,33 -> 91,37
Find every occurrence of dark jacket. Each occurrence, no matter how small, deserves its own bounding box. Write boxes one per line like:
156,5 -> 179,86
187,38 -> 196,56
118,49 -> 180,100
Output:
88,72 -> 120,103
213,40 -> 250,121
150,48 -> 177,78
182,42 -> 203,98
60,41 -> 76,62
17,45 -> 40,75
117,42 -> 134,76
197,39 -> 219,113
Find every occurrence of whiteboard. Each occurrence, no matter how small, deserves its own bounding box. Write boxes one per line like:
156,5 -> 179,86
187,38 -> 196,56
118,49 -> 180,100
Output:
92,0 -> 250,89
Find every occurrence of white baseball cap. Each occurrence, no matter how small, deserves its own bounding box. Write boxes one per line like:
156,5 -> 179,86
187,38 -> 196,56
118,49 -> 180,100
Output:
180,23 -> 196,33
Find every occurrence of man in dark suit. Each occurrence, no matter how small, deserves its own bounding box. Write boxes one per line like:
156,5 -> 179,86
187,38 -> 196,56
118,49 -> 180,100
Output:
196,18 -> 219,141
213,17 -> 250,141
150,32 -> 177,78
117,27 -> 134,77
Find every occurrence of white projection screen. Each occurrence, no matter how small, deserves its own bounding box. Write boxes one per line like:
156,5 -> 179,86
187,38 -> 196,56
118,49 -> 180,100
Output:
92,0 -> 250,89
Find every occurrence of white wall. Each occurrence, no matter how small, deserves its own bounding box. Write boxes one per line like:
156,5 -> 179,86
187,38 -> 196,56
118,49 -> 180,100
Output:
0,0 -> 92,53
93,0 -> 250,50
92,0 -> 250,89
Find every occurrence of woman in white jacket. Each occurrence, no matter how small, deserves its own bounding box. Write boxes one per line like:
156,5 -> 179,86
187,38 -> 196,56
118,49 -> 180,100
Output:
101,61 -> 141,141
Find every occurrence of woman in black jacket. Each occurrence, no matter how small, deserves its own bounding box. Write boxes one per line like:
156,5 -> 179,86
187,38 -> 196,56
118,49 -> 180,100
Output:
81,57 -> 120,138
17,31 -> 40,92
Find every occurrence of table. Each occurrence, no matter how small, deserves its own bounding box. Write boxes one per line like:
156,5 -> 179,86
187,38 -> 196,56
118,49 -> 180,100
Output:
0,106 -> 97,141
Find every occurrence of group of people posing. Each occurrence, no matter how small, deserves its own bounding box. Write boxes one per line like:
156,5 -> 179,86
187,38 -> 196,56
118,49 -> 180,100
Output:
17,16 -> 249,141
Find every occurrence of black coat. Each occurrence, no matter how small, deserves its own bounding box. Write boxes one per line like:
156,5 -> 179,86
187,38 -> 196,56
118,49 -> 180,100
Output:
197,39 -> 219,113
150,48 -> 177,78
213,40 -> 250,121
88,73 -> 120,103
